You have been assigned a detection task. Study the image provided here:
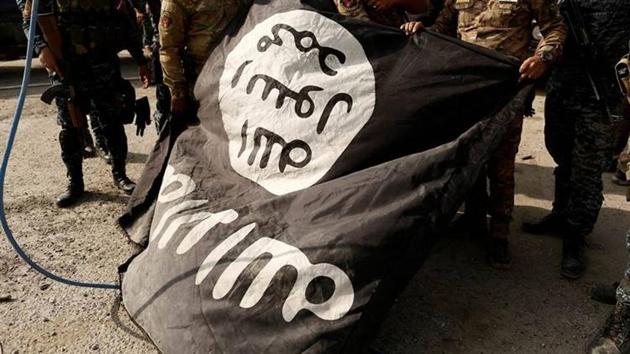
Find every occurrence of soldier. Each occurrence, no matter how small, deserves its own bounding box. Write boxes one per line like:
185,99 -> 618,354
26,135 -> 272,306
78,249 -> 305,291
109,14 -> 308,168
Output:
522,0 -> 630,280
17,0 -> 152,207
402,0 -> 567,269
132,0 -> 172,133
159,0 -> 247,121
334,0 -> 429,27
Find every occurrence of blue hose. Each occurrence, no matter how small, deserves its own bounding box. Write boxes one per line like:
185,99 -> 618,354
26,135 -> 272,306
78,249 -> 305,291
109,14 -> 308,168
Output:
0,1 -> 119,290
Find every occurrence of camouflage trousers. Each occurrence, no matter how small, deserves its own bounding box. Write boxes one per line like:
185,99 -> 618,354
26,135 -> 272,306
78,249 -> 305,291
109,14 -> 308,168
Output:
467,116 -> 524,239
544,88 -> 617,236
55,57 -> 128,174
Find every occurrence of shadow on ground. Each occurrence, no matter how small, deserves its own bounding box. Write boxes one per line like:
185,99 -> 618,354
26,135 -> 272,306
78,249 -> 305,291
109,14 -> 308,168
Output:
372,161 -> 629,353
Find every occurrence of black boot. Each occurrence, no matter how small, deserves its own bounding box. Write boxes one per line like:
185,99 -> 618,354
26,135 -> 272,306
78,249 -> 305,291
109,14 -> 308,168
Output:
592,282 -> 621,305
561,235 -> 586,280
103,118 -> 134,194
489,238 -> 512,270
588,303 -> 630,354
57,127 -> 85,208
522,213 -> 566,235
95,141 -> 112,164
113,167 -> 136,195
56,172 -> 84,208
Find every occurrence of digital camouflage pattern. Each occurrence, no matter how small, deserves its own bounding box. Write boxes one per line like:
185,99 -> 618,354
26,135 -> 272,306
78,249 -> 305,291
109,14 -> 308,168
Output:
432,0 -> 566,60
545,0 -> 630,237
17,0 -> 145,185
333,0 -> 407,27
159,0 -> 247,99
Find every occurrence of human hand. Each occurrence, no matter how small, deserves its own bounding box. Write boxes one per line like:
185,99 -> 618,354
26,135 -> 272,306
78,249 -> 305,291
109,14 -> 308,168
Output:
519,55 -> 550,81
400,21 -> 424,35
39,47 -> 63,79
138,64 -> 152,89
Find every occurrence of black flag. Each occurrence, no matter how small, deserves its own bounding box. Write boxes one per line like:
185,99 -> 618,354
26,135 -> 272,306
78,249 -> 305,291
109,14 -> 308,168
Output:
119,1 -> 531,352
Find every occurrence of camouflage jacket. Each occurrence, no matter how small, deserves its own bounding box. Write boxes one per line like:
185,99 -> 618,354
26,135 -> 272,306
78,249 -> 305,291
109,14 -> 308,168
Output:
333,0 -> 407,27
548,0 -> 630,102
159,0 -> 246,98
432,0 -> 567,61
15,0 -> 50,54
16,0 -> 146,66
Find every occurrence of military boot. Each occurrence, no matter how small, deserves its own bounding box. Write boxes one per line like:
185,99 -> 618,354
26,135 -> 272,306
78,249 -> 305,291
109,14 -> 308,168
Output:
113,165 -> 136,195
588,303 -> 630,354
561,234 -> 586,280
103,120 -> 134,194
592,282 -> 621,305
56,166 -> 84,208
88,114 -> 112,164
57,128 -> 85,208
111,155 -> 135,195
95,140 -> 112,164
489,221 -> 511,269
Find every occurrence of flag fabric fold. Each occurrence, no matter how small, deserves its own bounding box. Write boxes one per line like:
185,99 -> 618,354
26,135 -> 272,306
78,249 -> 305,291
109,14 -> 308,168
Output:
119,1 -> 532,352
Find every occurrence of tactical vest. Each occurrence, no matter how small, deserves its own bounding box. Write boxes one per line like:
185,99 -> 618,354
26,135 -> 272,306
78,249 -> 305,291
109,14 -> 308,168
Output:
55,0 -> 121,57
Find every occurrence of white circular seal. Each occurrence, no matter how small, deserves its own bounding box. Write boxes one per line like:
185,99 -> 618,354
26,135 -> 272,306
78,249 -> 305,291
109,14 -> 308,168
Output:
219,9 -> 376,195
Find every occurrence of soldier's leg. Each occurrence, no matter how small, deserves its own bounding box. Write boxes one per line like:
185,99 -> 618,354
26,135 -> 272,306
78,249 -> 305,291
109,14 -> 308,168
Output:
565,106 -> 614,236
55,97 -> 84,207
462,167 -> 489,237
486,115 -> 523,268
89,60 -> 136,194
562,100 -> 615,280
522,89 -> 573,234
93,94 -> 135,194
87,104 -> 111,163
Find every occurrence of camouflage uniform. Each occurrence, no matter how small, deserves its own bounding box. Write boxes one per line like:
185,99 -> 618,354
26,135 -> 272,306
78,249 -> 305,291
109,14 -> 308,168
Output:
17,0 -> 146,203
544,0 -> 630,237
159,0 -> 245,102
334,0 -> 408,27
432,0 -> 566,240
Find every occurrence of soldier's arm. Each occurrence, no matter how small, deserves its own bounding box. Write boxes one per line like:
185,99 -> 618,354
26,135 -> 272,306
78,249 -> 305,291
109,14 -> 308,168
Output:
117,8 -> 148,67
15,0 -> 48,55
531,0 -> 567,63
429,0 -> 457,36
159,0 -> 188,98
335,0 -> 371,21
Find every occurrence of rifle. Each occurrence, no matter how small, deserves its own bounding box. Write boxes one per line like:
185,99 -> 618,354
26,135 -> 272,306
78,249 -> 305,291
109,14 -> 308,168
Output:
37,14 -> 87,130
559,0 -> 618,121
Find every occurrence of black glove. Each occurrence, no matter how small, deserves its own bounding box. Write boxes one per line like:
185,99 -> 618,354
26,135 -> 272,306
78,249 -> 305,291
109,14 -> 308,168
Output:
135,96 -> 151,136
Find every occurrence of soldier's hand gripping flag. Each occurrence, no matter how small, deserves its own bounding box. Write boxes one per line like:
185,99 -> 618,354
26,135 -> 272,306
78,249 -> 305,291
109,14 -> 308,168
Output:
118,1 -> 533,352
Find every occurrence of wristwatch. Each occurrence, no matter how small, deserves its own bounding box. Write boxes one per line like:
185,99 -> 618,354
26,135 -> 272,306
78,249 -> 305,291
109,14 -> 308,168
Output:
538,50 -> 554,63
